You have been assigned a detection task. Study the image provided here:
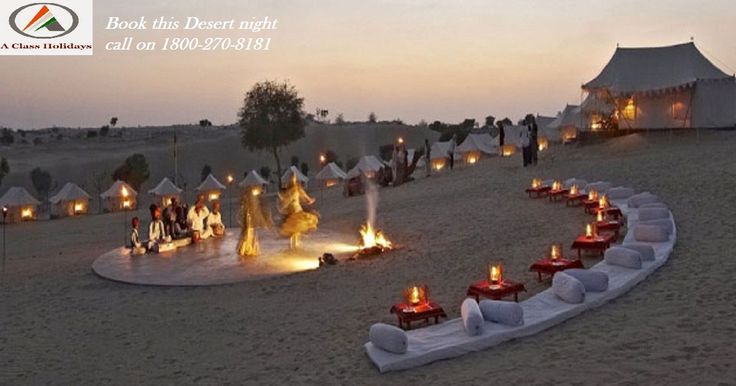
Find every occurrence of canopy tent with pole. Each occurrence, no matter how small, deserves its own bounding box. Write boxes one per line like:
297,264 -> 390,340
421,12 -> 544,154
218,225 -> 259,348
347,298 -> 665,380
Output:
281,165 -> 309,188
0,187 -> 41,223
49,182 -> 91,217
455,133 -> 499,164
100,180 -> 137,212
196,174 -> 226,202
315,162 -> 347,188
148,177 -> 183,207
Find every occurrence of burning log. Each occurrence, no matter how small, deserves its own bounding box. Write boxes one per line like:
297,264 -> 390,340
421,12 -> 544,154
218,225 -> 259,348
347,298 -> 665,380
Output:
357,222 -> 393,255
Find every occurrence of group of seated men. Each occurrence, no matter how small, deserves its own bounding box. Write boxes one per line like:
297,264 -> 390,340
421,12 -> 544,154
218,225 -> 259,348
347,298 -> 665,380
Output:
130,194 -> 225,254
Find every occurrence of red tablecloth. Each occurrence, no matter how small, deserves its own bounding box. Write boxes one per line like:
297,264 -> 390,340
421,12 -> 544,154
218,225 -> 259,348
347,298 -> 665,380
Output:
571,234 -> 614,258
390,301 -> 447,330
526,186 -> 551,198
549,189 -> 570,202
529,258 -> 584,280
466,280 -> 526,302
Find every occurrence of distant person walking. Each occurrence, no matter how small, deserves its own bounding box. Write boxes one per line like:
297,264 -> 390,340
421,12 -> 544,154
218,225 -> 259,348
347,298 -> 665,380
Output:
520,126 -> 531,167
424,139 -> 431,177
499,124 -> 505,147
448,134 -> 457,170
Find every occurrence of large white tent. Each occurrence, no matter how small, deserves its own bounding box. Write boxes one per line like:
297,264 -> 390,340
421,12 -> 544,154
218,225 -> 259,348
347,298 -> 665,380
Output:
346,155 -> 385,178
545,105 -> 583,143
0,187 -> 41,223
315,162 -> 347,187
100,180 -> 137,212
148,177 -> 182,207
239,170 -> 269,194
281,165 -> 309,187
583,42 -> 736,130
196,173 -> 226,201
49,182 -> 91,217
455,133 -> 499,163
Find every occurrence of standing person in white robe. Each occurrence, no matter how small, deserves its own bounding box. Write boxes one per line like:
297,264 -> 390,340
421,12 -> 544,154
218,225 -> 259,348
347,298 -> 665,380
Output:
188,194 -> 212,241
148,204 -> 171,251
207,201 -> 225,237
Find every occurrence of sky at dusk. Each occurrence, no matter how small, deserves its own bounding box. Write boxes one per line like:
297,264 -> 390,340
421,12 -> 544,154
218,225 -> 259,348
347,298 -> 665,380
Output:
2,0 -> 736,129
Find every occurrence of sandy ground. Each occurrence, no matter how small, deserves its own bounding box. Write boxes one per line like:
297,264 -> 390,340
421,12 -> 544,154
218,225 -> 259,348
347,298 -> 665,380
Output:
1,130 -> 736,385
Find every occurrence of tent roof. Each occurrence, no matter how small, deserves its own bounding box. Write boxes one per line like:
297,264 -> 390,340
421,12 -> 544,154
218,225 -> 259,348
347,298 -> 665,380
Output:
239,170 -> 268,188
429,141 -> 461,161
583,42 -> 731,95
315,162 -> 347,180
101,180 -> 137,198
346,155 -> 385,178
196,174 -> 226,191
535,115 -> 556,130
49,182 -> 91,204
282,166 -> 309,184
456,133 -> 499,155
546,105 -> 583,130
0,187 -> 41,207
148,177 -> 182,196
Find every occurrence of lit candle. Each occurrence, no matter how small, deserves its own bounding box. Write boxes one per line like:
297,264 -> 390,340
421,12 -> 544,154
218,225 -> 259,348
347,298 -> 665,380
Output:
531,178 -> 541,189
407,285 -> 424,305
597,211 -> 604,222
598,195 -> 608,209
570,185 -> 579,195
586,223 -> 593,238
552,180 -> 561,191
588,189 -> 598,201
550,244 -> 560,260
489,264 -> 503,285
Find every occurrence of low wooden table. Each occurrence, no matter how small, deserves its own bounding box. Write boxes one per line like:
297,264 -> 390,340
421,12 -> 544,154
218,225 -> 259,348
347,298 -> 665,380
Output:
390,301 -> 447,330
529,258 -> 584,281
571,234 -> 614,258
526,186 -> 551,198
548,189 -> 570,202
596,220 -> 622,239
466,280 -> 526,302
593,206 -> 623,221
583,200 -> 599,214
566,193 -> 587,207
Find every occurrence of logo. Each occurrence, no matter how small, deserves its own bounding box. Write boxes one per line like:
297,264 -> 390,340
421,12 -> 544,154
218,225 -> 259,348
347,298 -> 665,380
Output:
9,3 -> 79,39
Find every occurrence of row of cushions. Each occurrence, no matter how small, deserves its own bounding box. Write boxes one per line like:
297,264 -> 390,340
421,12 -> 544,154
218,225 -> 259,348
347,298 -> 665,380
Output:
604,243 -> 656,269
461,298 -> 526,336
552,270 -> 610,304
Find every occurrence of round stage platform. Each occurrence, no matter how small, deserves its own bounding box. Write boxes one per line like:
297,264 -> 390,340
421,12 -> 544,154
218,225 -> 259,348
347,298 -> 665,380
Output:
92,229 -> 359,286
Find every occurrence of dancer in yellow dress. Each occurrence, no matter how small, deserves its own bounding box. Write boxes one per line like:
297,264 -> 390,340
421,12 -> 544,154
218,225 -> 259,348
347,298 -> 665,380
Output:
278,174 -> 319,249
237,186 -> 272,257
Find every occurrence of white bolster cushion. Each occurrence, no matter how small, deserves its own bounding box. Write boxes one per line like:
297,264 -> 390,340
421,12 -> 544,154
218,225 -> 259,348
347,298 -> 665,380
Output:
620,242 -> 656,261
604,246 -> 643,269
541,179 -> 554,187
639,219 -> 674,235
627,192 -> 659,208
585,181 -> 612,193
552,272 -> 586,304
606,187 -> 635,199
640,202 -> 668,209
563,269 -> 609,292
638,208 -> 671,221
461,298 -> 485,336
564,178 -> 588,189
478,300 -> 524,326
634,224 -> 669,242
369,323 -> 408,354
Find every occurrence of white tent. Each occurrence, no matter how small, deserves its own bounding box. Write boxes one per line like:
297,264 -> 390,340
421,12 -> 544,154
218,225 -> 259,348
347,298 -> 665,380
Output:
347,156 -> 385,178
49,182 -> 91,217
0,187 -> 41,223
282,165 -> 309,187
239,170 -> 268,189
148,177 -> 182,197
583,42 -> 736,129
545,105 -> 583,143
456,133 -> 499,158
316,162 -> 347,180
100,180 -> 137,212
196,173 -> 226,201
148,177 -> 182,206
428,141 -> 461,170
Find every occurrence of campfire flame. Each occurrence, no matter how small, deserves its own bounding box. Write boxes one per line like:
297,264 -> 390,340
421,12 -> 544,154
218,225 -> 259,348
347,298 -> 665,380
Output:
359,222 -> 392,250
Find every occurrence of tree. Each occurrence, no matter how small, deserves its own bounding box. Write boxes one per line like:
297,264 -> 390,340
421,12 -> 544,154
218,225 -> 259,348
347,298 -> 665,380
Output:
30,167 -> 53,201
324,150 -> 339,165
346,157 -> 359,170
379,144 -> 394,161
0,157 -> 9,187
368,112 -> 377,123
201,164 -> 212,182
335,113 -> 345,125
238,80 -> 306,188
0,129 -> 14,145
199,119 -> 212,127
300,162 -> 309,177
259,166 -> 272,181
112,153 -> 150,191
110,117 -> 118,127
290,155 -> 300,167
485,115 -> 495,128
86,130 -> 97,138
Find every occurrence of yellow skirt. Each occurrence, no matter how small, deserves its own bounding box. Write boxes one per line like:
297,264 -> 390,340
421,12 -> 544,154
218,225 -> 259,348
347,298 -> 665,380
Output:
280,211 -> 319,237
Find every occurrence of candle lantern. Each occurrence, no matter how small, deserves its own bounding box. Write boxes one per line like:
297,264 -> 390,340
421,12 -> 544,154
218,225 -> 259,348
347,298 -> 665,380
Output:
531,178 -> 542,189
586,223 -> 594,238
488,264 -> 503,285
405,285 -> 428,306
550,243 -> 562,261
588,189 -> 598,201
552,180 -> 562,191
569,184 -> 579,196
598,195 -> 609,209
596,211 -> 604,223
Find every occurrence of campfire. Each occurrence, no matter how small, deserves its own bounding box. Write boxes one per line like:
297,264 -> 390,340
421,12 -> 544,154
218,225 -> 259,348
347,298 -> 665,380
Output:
358,222 -> 393,255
